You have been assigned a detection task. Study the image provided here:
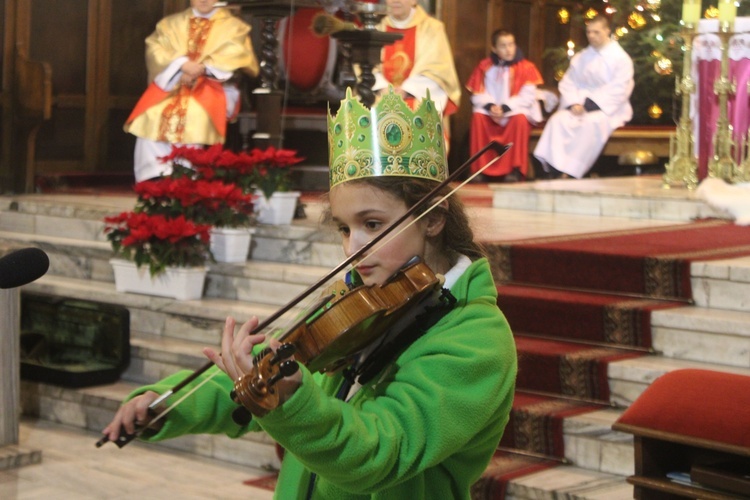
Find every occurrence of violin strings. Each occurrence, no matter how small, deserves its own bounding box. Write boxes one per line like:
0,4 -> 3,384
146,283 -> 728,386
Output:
261,277 -> 349,344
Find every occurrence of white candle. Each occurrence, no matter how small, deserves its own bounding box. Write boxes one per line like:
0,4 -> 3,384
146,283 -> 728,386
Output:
718,0 -> 737,27
681,0 -> 701,26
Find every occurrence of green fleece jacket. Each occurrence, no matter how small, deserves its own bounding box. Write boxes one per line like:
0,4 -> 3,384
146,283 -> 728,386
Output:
133,258 -> 517,499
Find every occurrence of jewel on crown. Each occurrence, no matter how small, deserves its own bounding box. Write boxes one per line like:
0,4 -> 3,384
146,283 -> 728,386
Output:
327,87 -> 448,188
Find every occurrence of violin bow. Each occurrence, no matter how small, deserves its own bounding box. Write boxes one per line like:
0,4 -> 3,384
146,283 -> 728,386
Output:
96,140 -> 510,448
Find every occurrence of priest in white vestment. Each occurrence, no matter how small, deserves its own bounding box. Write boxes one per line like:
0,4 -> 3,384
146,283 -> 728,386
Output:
125,0 -> 258,183
533,15 -> 634,179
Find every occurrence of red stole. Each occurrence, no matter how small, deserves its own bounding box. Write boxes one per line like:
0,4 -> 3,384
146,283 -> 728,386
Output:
382,26 -> 416,88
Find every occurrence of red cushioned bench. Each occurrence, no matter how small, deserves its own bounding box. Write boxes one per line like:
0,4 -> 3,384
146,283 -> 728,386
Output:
613,369 -> 750,499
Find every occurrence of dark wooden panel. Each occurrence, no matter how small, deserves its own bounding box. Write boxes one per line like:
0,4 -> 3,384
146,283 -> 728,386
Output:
109,0 -> 164,97
441,0 -> 489,169
35,108 -> 85,162
1,0 -> 6,131
0,0 -> 5,88
502,0 -> 534,59
106,108 -> 136,170
29,0 -> 88,95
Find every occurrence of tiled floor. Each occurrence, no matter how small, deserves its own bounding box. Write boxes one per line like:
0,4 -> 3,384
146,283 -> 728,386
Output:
0,176 -> 712,499
1,419 -> 275,499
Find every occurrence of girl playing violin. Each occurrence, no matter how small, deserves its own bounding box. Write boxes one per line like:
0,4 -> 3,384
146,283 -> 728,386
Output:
102,89 -> 517,499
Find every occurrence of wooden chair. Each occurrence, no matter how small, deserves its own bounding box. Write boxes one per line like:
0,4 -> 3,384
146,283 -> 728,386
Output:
14,45 -> 53,193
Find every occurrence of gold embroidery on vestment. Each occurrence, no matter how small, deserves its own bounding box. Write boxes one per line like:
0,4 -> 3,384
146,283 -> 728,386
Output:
158,17 -> 213,143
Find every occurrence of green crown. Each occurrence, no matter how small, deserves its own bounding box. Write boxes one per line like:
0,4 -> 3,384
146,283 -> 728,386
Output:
327,88 -> 447,188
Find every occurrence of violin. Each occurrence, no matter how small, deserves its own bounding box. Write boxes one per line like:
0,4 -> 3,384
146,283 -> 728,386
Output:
232,257 -> 445,417
95,140 -> 510,448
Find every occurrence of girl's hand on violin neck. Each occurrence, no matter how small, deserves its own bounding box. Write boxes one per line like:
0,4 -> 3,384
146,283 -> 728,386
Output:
203,316 -> 265,381
101,390 -> 160,442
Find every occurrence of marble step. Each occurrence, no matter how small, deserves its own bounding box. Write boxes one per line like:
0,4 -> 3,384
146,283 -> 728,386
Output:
22,274 -> 318,346
652,305 -> 750,368
490,177 -> 725,222
19,379 -> 281,473
18,361 -> 635,481
0,194 -> 134,243
0,222 -> 344,272
19,374 -> 635,498
506,464 -> 633,499
539,353 -> 750,478
26,244 -> 331,298
2,230 -> 344,312
0,193 -> 344,269
691,256 -> 750,312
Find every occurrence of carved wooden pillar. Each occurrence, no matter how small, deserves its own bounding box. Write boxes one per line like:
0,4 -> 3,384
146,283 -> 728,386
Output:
254,14 -> 285,148
232,1 -> 318,148
332,30 -> 402,108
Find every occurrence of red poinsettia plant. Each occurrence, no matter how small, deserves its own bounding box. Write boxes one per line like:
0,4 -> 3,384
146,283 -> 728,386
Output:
104,211 -> 212,276
163,144 -> 304,199
134,172 -> 255,228
104,149 -> 257,275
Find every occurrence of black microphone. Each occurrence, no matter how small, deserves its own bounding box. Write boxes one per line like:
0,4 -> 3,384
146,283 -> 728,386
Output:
0,247 -> 50,289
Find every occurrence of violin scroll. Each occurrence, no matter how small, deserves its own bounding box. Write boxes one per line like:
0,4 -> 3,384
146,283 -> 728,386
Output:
232,342 -> 300,417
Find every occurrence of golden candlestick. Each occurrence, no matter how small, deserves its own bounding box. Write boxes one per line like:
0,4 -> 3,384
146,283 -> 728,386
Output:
735,78 -> 750,183
738,108 -> 750,182
707,27 -> 737,182
663,25 -> 699,189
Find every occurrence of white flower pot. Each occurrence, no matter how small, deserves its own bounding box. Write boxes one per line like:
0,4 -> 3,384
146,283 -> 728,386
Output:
209,227 -> 254,263
110,259 -> 206,301
254,191 -> 300,225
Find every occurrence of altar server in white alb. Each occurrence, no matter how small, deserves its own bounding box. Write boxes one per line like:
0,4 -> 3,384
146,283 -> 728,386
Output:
533,15 -> 633,179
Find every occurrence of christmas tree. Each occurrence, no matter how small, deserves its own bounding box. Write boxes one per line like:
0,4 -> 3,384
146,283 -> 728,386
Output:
544,0 -> 750,125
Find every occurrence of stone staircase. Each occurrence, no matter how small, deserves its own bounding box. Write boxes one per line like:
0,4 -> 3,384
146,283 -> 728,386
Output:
2,182 -> 750,499
487,178 -> 750,498
0,193 -> 343,472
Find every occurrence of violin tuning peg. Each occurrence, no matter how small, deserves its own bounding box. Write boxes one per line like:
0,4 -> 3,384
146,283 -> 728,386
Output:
278,342 -> 296,357
268,359 -> 300,386
280,359 -> 299,376
269,342 -> 296,365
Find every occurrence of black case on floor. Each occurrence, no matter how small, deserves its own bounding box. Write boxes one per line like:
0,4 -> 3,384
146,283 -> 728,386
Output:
20,293 -> 130,387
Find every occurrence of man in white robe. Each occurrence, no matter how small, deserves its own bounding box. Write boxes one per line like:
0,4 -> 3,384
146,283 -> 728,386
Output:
533,15 -> 634,179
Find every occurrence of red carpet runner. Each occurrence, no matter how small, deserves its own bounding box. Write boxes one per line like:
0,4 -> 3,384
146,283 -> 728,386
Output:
473,218 -> 750,498
487,219 -> 750,299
